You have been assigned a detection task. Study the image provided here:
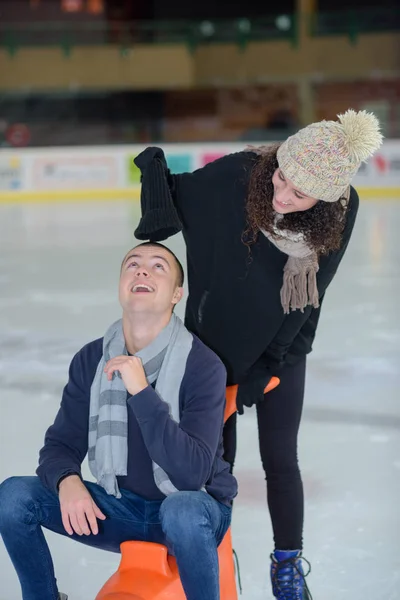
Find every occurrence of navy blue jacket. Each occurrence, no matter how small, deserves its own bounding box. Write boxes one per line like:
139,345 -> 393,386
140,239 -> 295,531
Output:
37,335 -> 238,506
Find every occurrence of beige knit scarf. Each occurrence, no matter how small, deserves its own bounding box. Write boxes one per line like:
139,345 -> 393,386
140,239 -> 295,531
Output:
261,185 -> 350,315
261,220 -> 320,315
247,145 -> 350,314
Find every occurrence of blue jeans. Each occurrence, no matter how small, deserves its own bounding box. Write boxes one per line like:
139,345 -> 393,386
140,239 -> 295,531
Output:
0,476 -> 231,600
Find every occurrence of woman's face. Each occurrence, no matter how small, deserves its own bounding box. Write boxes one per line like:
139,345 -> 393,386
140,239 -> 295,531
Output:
272,168 -> 319,214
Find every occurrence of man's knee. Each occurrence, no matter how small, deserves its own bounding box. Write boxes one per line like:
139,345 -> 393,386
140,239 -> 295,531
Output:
0,476 -> 38,528
160,491 -> 211,541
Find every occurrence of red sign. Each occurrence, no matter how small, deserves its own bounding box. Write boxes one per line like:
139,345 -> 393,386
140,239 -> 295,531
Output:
6,124 -> 31,148
61,0 -> 83,12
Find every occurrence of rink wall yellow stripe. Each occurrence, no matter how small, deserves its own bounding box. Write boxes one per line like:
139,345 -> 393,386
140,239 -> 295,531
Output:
0,187 -> 399,203
357,188 -> 400,199
0,188 -> 141,203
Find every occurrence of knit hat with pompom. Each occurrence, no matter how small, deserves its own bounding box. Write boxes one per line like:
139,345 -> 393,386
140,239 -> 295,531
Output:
277,109 -> 383,202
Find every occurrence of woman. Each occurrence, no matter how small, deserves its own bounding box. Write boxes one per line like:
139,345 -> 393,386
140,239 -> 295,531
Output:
133,110 -> 382,599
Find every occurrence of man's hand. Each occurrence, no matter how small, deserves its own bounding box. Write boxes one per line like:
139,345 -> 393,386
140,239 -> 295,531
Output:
58,475 -> 106,536
104,355 -> 148,396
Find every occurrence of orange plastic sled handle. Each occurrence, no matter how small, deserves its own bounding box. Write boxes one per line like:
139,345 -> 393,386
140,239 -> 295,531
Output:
224,376 -> 280,422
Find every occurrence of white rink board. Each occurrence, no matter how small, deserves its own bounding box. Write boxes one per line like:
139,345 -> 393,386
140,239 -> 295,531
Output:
0,140 -> 399,200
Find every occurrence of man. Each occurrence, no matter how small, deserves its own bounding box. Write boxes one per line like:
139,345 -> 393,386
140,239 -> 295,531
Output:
0,242 -> 237,600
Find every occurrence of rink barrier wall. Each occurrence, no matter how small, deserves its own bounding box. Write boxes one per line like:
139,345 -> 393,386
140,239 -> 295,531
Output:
0,141 -> 399,203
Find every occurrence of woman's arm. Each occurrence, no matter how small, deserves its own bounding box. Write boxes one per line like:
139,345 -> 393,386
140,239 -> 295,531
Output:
134,147 -> 182,242
134,146 -> 255,241
236,188 -> 359,410
261,186 -> 360,369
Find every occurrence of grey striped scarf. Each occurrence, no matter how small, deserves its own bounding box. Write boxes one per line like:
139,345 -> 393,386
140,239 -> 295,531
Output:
88,314 -> 193,498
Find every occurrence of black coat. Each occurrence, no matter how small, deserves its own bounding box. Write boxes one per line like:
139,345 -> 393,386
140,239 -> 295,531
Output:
134,148 -> 359,385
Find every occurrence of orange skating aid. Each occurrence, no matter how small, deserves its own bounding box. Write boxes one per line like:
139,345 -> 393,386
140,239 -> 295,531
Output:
96,379 -> 280,599
224,376 -> 280,422
96,527 -> 237,600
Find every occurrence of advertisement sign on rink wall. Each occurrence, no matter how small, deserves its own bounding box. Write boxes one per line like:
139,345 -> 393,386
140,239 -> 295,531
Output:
0,140 -> 399,202
0,156 -> 23,191
32,156 -> 119,190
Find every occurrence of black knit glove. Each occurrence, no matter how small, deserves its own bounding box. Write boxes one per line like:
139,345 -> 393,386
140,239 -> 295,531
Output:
134,147 -> 182,242
236,370 -> 273,415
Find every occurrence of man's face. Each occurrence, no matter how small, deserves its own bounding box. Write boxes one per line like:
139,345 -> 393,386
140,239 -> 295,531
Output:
119,245 -> 183,316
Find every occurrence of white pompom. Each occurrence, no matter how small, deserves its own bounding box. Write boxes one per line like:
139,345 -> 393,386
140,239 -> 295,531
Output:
337,109 -> 383,163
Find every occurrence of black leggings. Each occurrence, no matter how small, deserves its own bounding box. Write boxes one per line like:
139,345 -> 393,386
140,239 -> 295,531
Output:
223,357 -> 306,551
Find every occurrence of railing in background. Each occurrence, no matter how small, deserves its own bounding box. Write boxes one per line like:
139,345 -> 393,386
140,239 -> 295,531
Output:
0,8 -> 399,57
309,7 -> 400,44
0,15 -> 299,57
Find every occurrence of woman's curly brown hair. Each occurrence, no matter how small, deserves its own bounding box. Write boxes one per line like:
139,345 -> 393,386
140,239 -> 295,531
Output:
243,145 -> 348,256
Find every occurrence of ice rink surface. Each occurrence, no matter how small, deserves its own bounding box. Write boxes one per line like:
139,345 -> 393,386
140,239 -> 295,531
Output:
0,198 -> 399,599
